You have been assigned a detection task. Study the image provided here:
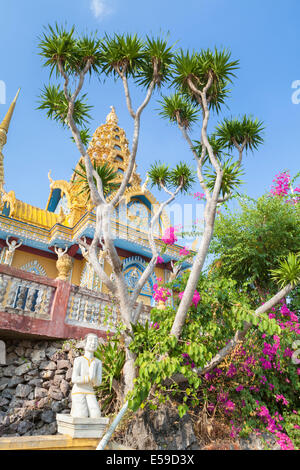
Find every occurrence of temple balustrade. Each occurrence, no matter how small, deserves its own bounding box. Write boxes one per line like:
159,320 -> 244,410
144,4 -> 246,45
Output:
0,264 -> 151,340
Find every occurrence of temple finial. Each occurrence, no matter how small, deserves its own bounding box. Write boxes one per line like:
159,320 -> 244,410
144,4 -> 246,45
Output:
0,88 -> 20,135
106,105 -> 118,125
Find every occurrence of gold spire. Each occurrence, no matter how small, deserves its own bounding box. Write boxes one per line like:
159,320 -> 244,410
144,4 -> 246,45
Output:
0,89 -> 20,188
0,88 -> 20,136
106,105 -> 118,125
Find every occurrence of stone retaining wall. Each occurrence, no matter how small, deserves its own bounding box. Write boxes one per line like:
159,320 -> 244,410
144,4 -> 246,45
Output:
0,338 -> 81,436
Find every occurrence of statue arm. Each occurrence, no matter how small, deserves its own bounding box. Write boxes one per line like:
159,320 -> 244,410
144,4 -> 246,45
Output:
89,360 -> 102,387
71,358 -> 90,385
93,361 -> 102,387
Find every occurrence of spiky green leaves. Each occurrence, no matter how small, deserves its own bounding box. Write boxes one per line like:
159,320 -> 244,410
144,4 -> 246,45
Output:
216,116 -> 264,151
204,158 -> 244,197
74,161 -> 120,200
148,161 -> 196,193
159,93 -> 199,129
37,84 -> 92,127
100,33 -> 174,87
100,33 -> 145,77
39,23 -> 102,76
172,48 -> 239,111
137,36 -> 175,88
271,253 -> 300,288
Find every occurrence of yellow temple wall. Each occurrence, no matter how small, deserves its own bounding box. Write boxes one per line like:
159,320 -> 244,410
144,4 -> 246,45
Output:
71,258 -> 85,286
12,250 -> 57,279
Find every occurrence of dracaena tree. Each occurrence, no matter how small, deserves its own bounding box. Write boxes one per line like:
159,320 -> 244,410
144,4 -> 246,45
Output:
158,48 -> 300,376
38,24 -> 192,396
38,27 -> 300,447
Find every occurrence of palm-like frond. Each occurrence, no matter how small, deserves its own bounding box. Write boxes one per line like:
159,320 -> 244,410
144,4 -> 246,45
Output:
172,48 -> 239,112
159,93 -> 199,129
39,23 -> 76,77
271,252 -> 300,288
37,84 -> 92,127
74,160 -> 120,200
135,36 -> 175,88
193,134 -> 229,164
169,162 -> 196,193
216,116 -> 264,151
39,23 -> 102,77
100,33 -> 145,77
71,128 -> 91,147
204,157 -> 244,198
148,161 -> 170,189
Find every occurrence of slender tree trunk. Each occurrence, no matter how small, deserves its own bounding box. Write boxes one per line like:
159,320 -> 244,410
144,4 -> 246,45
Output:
170,200 -> 217,338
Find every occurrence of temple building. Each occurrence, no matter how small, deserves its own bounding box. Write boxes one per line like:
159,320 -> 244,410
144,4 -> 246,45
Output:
0,91 -> 189,339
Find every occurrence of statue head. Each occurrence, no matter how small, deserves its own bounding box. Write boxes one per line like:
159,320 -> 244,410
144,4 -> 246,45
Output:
84,333 -> 99,353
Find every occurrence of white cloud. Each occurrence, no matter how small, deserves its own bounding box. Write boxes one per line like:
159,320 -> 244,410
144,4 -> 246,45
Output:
90,0 -> 112,19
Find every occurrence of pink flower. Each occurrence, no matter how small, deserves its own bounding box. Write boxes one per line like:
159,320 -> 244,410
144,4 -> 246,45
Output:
162,226 -> 177,245
224,400 -> 236,414
179,247 -> 190,256
153,285 -> 171,303
156,256 -> 164,264
178,289 -> 201,308
192,290 -> 201,307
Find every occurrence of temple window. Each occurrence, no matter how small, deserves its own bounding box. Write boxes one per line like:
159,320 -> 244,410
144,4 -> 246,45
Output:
122,256 -> 156,305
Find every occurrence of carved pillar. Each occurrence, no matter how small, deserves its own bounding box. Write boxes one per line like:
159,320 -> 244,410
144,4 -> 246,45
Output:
56,254 -> 73,281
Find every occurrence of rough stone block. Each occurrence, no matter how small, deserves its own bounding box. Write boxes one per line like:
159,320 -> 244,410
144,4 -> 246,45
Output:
31,350 -> 46,363
49,387 -> 63,401
34,387 -> 48,399
15,362 -> 32,376
15,384 -> 32,398
56,360 -> 70,370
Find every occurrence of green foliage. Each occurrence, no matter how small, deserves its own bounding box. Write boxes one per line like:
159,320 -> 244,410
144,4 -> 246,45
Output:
73,160 -> 120,200
216,116 -> 264,151
148,161 -> 196,193
210,194 -> 300,294
100,33 -> 174,87
127,269 -> 285,413
94,338 -> 125,413
136,36 -> 175,88
37,84 -> 92,127
271,252 -> 300,288
282,411 -> 300,449
71,128 -> 91,147
39,23 -> 102,76
204,157 -> 244,198
159,93 -> 199,129
100,33 -> 145,77
172,48 -> 239,112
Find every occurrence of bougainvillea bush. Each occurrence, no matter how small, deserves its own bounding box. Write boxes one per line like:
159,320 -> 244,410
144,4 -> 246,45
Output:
126,171 -> 300,450
127,267 -> 299,449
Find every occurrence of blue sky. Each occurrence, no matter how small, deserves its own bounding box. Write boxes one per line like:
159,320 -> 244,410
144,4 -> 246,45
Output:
0,0 -> 299,231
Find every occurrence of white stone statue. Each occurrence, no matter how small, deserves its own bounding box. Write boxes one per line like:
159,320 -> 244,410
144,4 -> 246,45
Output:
54,245 -> 68,258
70,333 -> 102,418
4,236 -> 22,265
